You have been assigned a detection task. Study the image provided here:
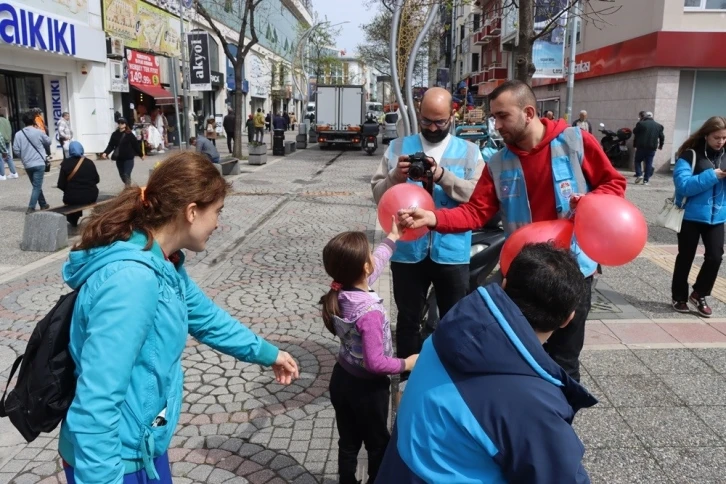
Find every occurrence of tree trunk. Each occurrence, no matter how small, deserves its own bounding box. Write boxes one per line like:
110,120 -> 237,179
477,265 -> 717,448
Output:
233,61 -> 244,158
515,0 -> 537,85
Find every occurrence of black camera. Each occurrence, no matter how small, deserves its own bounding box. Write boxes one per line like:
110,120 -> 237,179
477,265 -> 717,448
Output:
408,152 -> 433,180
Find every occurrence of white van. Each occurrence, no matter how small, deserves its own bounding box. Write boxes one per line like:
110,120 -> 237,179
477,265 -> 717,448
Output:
382,111 -> 399,144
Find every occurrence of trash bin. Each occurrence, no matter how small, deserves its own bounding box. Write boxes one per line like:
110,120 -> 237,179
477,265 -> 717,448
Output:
273,129 -> 285,156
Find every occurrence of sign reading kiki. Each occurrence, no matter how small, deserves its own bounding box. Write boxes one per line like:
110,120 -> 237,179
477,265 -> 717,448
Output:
187,32 -> 211,91
0,0 -> 106,62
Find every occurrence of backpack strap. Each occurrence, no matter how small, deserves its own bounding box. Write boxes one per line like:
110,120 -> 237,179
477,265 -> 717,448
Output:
0,355 -> 24,416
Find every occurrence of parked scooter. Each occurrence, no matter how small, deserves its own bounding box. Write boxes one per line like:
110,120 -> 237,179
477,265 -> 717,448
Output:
420,214 -> 506,339
599,123 -> 632,165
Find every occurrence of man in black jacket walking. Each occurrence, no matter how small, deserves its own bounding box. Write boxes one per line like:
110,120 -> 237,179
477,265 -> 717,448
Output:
633,111 -> 664,185
223,109 -> 236,153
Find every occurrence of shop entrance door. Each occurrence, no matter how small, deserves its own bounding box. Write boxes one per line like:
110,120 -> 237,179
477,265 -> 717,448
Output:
0,70 -> 46,136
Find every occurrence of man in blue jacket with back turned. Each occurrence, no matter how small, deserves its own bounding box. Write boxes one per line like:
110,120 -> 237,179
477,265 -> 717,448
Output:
377,243 -> 598,483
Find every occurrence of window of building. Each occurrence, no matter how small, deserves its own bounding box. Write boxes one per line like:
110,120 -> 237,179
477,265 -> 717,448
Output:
472,53 -> 480,72
473,14 -> 481,32
685,0 -> 726,9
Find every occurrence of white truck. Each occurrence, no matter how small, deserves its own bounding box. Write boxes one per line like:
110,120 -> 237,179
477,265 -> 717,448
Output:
315,85 -> 365,149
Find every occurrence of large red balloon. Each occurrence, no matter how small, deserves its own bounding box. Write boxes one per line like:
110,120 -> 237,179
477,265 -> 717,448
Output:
574,193 -> 647,266
377,183 -> 435,242
500,219 -> 574,275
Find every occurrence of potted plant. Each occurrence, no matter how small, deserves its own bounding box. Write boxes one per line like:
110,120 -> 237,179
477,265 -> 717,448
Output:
248,141 -> 267,165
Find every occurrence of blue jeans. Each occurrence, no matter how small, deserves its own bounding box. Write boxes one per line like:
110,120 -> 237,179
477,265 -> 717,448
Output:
634,149 -> 656,181
63,452 -> 172,483
25,165 -> 47,209
116,158 -> 134,185
0,154 -> 17,176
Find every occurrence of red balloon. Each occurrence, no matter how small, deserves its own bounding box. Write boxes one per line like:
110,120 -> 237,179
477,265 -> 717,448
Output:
500,219 -> 574,275
377,183 -> 436,242
574,193 -> 647,266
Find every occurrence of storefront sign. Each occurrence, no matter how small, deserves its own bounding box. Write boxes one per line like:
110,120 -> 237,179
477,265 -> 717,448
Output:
127,50 -> 160,87
247,54 -> 269,99
0,0 -> 106,62
210,70 -> 224,88
187,32 -> 211,91
102,0 -> 184,57
47,77 -> 67,146
532,0 -> 567,79
109,58 -> 129,92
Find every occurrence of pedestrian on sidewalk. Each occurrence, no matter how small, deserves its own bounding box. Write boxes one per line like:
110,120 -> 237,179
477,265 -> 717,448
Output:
57,141 -> 99,227
0,129 -> 19,180
273,112 -> 287,131
13,111 -> 52,213
56,111 -> 73,158
290,112 -> 297,131
265,111 -> 271,132
101,118 -> 144,186
671,116 -> 726,318
204,117 -> 217,146
399,80 -> 627,382
58,153 -> 299,483
246,114 -> 255,144
223,108 -> 236,153
633,111 -> 664,185
254,109 -> 265,143
320,228 -> 418,484
376,243 -> 597,483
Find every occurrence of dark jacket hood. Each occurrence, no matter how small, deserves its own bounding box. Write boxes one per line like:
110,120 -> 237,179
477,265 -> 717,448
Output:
432,284 -> 597,412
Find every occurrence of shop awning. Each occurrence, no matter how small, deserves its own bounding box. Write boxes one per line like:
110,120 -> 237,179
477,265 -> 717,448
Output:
132,84 -> 177,105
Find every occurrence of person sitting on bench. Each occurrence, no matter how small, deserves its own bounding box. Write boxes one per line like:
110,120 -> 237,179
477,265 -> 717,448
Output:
189,135 -> 220,164
57,141 -> 99,227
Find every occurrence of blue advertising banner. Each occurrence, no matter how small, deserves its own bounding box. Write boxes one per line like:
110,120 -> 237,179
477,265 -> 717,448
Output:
532,0 -> 568,79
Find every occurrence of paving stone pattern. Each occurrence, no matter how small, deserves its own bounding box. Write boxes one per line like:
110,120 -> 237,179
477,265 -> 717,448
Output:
2,149 -> 726,483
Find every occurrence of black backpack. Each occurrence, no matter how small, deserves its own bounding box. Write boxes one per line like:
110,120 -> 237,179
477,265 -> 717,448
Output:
0,290 -> 79,442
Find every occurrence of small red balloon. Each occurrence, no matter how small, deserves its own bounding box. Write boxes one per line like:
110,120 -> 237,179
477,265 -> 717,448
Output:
377,183 -> 436,242
500,219 -> 575,275
574,193 -> 647,266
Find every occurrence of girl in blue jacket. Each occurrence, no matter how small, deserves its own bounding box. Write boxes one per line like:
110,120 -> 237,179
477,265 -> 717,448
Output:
672,116 -> 726,317
59,152 -> 299,483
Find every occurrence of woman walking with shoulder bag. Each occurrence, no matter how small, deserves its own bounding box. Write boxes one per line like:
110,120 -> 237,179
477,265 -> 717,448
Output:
671,116 -> 726,317
101,118 -> 144,186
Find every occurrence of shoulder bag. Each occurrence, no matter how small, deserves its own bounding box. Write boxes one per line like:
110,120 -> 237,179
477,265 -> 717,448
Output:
67,157 -> 85,182
656,149 -> 697,233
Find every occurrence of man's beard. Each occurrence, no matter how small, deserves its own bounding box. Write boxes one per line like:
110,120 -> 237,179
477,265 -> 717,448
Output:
500,118 -> 527,145
421,128 -> 448,144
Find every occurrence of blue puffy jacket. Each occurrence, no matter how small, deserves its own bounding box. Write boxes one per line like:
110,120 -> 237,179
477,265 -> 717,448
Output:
377,284 -> 597,483
58,232 -> 279,483
674,147 -> 726,225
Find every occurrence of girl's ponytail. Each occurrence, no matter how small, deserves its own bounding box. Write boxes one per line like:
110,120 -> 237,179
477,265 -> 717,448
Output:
320,288 -> 340,336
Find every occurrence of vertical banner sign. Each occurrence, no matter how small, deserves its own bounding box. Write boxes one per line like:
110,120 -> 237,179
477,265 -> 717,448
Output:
532,0 -> 568,79
47,77 -> 67,147
187,32 -> 212,91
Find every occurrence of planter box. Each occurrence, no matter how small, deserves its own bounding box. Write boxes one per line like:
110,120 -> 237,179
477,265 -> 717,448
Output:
248,143 -> 267,155
249,153 -> 267,165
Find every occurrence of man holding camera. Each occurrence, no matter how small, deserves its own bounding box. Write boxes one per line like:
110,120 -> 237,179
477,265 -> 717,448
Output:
371,87 -> 484,378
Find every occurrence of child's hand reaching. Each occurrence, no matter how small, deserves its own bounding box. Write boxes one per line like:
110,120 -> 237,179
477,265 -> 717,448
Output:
386,215 -> 404,243
404,354 -> 419,372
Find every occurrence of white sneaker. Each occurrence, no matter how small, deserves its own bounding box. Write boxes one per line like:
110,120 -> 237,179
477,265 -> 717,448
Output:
9,173 -> 18,179
0,175 -> 6,180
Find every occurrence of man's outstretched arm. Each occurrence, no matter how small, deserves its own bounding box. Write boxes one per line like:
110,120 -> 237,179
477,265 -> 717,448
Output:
400,168 -> 500,233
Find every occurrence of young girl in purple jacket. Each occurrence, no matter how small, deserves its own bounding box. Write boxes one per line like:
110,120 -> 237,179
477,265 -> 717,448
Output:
320,222 -> 418,484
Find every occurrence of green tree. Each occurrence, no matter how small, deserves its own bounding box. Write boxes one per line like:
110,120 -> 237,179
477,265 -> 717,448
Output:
195,0 -> 264,157
304,23 -> 343,84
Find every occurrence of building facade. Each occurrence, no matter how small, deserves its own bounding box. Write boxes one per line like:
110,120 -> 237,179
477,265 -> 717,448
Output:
0,0 -> 110,153
469,0 -> 726,171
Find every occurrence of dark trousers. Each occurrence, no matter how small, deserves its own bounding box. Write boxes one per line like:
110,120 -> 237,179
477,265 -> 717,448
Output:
225,131 -> 234,152
330,364 -> 390,484
543,276 -> 593,382
391,258 -> 469,361
672,220 -> 725,301
247,128 -> 254,143
634,149 -> 656,181
116,158 -> 134,186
